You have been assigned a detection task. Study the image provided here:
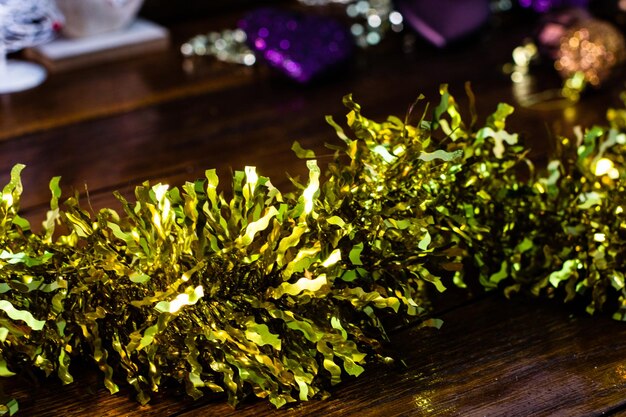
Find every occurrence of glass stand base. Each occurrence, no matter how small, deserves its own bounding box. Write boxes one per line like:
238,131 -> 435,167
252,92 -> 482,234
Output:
0,60 -> 47,94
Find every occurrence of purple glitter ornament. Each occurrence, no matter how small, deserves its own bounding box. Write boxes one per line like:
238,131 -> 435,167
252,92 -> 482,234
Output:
395,0 -> 490,48
519,0 -> 589,13
238,8 -> 354,83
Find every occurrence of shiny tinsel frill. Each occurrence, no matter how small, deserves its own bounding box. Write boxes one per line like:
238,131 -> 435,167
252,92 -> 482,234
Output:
2,86 -> 626,414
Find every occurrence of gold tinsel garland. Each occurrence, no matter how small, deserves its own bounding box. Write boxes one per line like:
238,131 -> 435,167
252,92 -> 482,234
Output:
1,86 -> 625,414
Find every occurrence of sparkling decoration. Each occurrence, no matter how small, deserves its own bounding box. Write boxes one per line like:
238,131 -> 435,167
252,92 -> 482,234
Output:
504,40 -> 569,109
534,7 -> 590,59
6,87 -> 626,414
506,13 -> 626,106
518,0 -> 589,12
555,18 -> 626,88
395,0 -> 490,47
238,8 -> 354,83
182,8 -> 356,82
181,2 -> 403,81
0,0 -> 63,94
297,0 -> 398,48
490,0 -> 515,13
181,29 -> 256,66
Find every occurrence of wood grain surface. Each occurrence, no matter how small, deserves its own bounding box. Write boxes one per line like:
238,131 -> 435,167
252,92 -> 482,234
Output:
1,6 -> 626,417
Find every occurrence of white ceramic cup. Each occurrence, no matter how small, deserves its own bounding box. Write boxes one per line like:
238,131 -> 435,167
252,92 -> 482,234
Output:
54,0 -> 145,38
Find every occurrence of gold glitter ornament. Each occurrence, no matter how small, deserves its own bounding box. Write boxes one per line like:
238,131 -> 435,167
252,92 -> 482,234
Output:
556,19 -> 626,89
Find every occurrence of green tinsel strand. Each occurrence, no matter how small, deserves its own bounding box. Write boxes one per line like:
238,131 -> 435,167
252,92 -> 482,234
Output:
0,90 -> 462,410
3,86 -> 626,414
426,87 -> 626,319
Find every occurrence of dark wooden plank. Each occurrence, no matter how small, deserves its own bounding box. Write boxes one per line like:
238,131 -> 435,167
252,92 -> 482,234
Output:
0,11 -> 510,151
0,14 -> 255,141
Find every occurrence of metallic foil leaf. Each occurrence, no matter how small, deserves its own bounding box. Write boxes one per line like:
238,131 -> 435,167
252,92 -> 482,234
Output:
0,398 -> 18,416
244,320 -> 282,350
291,141 -> 317,159
272,275 -> 328,299
0,300 -> 45,331
154,285 -> 204,314
0,356 -> 15,377
418,149 -> 463,162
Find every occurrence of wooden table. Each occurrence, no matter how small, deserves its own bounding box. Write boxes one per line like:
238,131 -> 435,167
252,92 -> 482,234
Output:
2,7 -> 626,417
